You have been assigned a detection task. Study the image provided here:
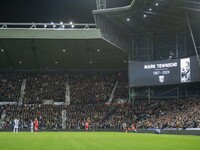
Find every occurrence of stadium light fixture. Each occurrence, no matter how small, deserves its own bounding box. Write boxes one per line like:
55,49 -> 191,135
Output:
149,8 -> 152,11
71,25 -> 74,28
1,49 -> 4,52
143,14 -> 147,18
51,22 -> 54,25
97,49 -> 100,52
70,21 -> 73,25
19,61 -> 22,64
124,60 -> 127,63
126,18 -> 130,22
55,61 -> 58,64
155,3 -> 159,6
63,49 -> 66,52
90,61 -> 92,64
53,25 -> 56,28
60,22 -> 63,25
44,24 -> 47,28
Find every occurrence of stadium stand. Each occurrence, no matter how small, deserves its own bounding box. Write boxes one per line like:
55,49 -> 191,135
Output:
0,72 -> 128,104
0,0 -> 200,138
0,96 -> 199,130
0,73 -> 23,102
24,73 -> 67,104
0,71 -> 200,131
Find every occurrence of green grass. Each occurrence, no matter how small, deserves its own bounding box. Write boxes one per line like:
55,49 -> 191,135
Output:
0,132 -> 199,150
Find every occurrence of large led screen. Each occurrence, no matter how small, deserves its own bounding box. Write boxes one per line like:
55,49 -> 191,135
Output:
129,56 -> 200,87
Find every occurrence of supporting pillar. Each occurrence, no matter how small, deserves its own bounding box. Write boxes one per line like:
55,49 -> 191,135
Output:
186,13 -> 200,67
62,110 -> 66,129
65,82 -> 70,105
148,87 -> 151,104
108,80 -> 118,104
176,32 -> 179,58
177,86 -> 180,100
19,79 -> 26,105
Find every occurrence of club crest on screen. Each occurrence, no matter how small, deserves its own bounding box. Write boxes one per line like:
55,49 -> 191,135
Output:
159,75 -> 164,83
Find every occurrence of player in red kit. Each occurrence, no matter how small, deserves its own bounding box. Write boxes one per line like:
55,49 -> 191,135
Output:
85,122 -> 89,132
127,123 -> 137,133
34,118 -> 39,133
131,123 -> 137,132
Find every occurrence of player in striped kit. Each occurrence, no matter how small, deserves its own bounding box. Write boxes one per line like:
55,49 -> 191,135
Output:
13,118 -> 19,133
30,120 -> 34,132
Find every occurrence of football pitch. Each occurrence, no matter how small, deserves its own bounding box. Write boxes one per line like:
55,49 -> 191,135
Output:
0,132 -> 199,150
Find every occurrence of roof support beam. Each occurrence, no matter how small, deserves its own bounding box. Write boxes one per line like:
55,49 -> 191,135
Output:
143,11 -> 185,20
186,13 -> 200,68
181,7 -> 200,12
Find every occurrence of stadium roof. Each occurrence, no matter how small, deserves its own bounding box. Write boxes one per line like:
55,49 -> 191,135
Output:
2,0 -> 199,71
93,0 -> 200,33
0,25 -> 128,71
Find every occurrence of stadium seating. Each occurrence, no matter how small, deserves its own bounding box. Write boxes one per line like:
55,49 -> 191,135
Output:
0,72 -> 128,104
0,72 -> 199,130
0,73 -> 23,102
0,96 -> 199,130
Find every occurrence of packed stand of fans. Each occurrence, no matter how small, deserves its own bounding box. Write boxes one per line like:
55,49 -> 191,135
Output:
113,72 -> 128,100
24,73 -> 67,104
135,97 -> 200,129
68,72 -> 125,104
0,96 -> 199,130
0,72 -> 128,104
0,73 -> 23,102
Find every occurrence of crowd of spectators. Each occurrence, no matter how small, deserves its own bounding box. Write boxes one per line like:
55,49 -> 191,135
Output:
24,73 -> 67,104
0,96 -> 199,130
0,73 -> 23,102
113,72 -> 128,100
0,72 -> 199,131
0,72 -> 128,104
133,97 -> 200,129
68,72 -> 125,104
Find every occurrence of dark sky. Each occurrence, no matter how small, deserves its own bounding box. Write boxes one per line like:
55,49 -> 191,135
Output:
0,0 -> 132,23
